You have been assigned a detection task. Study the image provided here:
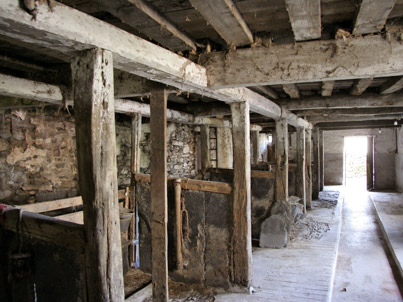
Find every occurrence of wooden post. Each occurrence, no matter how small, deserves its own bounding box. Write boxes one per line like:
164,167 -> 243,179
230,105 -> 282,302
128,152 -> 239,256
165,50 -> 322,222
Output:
150,85 -> 168,302
230,101 -> 252,287
275,119 -> 289,202
312,128 -> 320,200
251,130 -> 260,165
130,113 -> 142,267
71,48 -> 124,302
367,136 -> 374,190
200,125 -> 210,172
305,128 -> 312,210
319,130 -> 324,191
174,179 -> 183,270
296,127 -> 306,211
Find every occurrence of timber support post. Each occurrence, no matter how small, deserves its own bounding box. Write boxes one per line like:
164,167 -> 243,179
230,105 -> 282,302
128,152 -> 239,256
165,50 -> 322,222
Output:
150,85 -> 169,302
230,101 -> 252,287
275,119 -> 289,202
71,48 -> 124,302
130,113 -> 142,267
251,130 -> 260,165
312,127 -> 320,200
305,128 -> 312,209
319,130 -> 324,191
200,125 -> 210,174
296,127 -> 306,211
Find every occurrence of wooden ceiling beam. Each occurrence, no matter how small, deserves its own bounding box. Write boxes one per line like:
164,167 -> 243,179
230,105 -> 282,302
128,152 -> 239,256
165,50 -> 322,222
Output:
285,0 -> 321,41
308,114 -> 403,124
350,77 -> 373,95
279,92 -> 403,110
316,119 -> 402,130
380,77 -> 403,94
200,34 -> 403,88
252,86 -> 279,100
282,84 -> 300,99
0,0 -> 310,128
189,0 -> 253,47
321,81 -> 335,97
353,0 -> 396,35
296,107 -> 403,117
97,0 -> 197,51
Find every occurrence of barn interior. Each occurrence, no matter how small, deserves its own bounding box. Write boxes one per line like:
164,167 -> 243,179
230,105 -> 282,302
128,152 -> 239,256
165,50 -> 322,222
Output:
0,0 -> 403,301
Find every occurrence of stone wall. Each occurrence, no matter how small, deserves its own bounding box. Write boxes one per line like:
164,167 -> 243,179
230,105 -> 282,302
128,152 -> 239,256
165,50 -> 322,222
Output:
396,126 -> 403,192
0,109 -> 197,205
324,128 -> 396,189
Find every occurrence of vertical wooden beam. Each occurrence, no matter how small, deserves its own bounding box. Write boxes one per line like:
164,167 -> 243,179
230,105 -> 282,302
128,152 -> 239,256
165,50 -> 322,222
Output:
150,85 -> 168,302
305,128 -> 312,209
251,130 -> 260,165
367,136 -> 374,190
296,127 -> 306,211
230,102 -> 252,287
319,130 -> 324,191
312,128 -> 320,200
71,48 -> 124,302
275,119 -> 289,201
130,113 -> 142,267
200,125 -> 210,172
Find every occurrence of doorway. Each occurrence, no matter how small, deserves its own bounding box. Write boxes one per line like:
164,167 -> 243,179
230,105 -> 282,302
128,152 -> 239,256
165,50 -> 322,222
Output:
344,136 -> 368,189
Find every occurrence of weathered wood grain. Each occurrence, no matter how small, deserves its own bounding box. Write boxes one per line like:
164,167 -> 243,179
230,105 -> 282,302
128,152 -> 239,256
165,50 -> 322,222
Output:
275,119 -> 288,201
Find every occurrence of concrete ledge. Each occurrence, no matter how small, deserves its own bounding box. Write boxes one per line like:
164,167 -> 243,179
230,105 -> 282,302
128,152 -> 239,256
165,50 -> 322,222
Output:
370,192 -> 403,281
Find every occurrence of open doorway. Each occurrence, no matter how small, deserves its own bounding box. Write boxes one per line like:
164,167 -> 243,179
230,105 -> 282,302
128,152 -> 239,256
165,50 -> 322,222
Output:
344,136 -> 368,189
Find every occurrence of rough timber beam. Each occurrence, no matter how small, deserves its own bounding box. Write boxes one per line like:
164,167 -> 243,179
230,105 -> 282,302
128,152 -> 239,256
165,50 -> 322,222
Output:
97,0 -> 196,51
200,35 -> 403,88
252,86 -> 279,100
353,0 -> 396,35
308,114 -> 403,124
380,77 -> 403,94
189,0 -> 253,47
282,84 -> 300,99
278,92 -> 403,110
350,78 -> 373,95
296,107 -> 403,117
316,119 -> 403,130
0,0 -> 308,128
285,0 -> 321,41
321,81 -> 335,97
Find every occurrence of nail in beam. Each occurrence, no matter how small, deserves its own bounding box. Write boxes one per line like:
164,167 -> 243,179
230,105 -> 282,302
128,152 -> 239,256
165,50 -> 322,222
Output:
305,128 -> 313,209
275,119 -> 289,202
296,127 -> 306,211
312,128 -> 320,200
230,101 -> 252,287
71,48 -> 124,302
150,85 -> 169,301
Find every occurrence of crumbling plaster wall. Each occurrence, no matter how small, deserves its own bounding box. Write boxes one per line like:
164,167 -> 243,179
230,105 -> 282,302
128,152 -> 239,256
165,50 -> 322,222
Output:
396,126 -> 403,192
0,108 -> 197,204
324,128 -> 396,189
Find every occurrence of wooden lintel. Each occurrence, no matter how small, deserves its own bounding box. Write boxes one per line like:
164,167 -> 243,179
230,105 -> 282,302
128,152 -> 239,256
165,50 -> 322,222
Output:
189,0 -> 253,47
1,207 -> 85,250
350,78 -> 373,95
200,34 -> 403,88
353,0 -> 396,35
296,107 -> 403,117
309,114 -> 403,124
285,0 -> 321,41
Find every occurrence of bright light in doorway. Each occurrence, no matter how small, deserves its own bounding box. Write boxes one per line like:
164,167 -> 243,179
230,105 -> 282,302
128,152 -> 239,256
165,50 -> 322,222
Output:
344,136 -> 368,155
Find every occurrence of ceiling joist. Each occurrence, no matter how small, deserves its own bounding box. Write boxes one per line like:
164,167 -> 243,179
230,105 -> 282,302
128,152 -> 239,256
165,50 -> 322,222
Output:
285,0 -> 321,41
350,77 -> 373,95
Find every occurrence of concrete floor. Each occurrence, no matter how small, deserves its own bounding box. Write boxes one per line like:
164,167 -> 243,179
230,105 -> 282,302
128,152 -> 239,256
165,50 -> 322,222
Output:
332,185 -> 402,301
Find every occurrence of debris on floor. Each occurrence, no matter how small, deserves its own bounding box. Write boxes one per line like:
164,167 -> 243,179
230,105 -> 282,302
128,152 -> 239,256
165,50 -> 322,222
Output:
289,217 -> 330,241
313,191 -> 340,209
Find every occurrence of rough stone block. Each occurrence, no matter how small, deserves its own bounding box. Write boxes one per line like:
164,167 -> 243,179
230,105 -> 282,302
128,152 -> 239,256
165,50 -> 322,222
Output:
260,214 -> 288,248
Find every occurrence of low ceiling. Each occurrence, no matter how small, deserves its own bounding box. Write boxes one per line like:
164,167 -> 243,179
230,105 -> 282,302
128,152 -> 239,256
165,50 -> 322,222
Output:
1,0 -> 403,131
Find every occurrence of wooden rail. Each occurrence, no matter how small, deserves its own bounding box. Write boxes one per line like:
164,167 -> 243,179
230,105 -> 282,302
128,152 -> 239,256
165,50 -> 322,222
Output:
134,173 -> 232,195
209,168 -> 276,179
1,207 -> 85,250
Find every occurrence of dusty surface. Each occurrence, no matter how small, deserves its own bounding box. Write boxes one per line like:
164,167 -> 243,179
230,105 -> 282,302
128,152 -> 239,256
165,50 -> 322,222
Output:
332,187 -> 402,302
289,190 -> 339,242
124,269 -> 151,298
